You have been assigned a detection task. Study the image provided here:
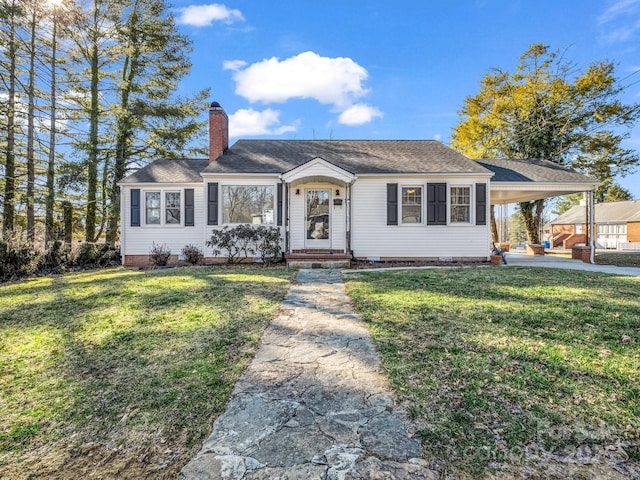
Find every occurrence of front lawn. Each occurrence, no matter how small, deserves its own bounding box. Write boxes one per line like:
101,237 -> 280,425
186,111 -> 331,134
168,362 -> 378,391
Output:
0,266 -> 294,479
596,252 -> 640,268
345,267 -> 639,478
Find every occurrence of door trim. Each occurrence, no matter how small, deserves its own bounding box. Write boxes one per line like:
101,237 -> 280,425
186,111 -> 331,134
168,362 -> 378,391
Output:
304,188 -> 331,248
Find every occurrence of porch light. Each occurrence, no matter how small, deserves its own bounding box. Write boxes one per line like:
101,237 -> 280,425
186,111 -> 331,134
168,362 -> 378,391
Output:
335,189 -> 340,196
295,188 -> 300,195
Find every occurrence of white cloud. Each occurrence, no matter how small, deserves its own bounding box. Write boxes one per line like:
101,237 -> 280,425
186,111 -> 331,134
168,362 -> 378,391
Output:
597,0 -> 639,24
176,3 -> 244,27
596,0 -> 640,42
433,134 -> 442,141
223,60 -> 247,71
229,108 -> 298,137
229,51 -> 370,109
337,104 -> 383,126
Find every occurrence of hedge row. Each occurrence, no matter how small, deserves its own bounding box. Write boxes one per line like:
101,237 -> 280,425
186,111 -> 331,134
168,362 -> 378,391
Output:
0,240 -> 120,283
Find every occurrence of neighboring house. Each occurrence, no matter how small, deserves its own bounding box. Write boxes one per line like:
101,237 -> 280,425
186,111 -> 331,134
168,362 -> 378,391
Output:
118,102 -> 598,267
550,200 -> 640,250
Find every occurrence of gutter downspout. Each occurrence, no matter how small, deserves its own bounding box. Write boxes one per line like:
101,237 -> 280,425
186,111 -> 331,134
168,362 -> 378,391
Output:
119,184 -> 125,265
589,189 -> 595,264
284,180 -> 290,256
347,181 -> 353,258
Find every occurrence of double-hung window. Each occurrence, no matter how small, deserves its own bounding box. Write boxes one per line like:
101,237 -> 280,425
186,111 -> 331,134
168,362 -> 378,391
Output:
222,185 -> 275,224
144,190 -> 181,225
401,186 -> 422,223
450,186 -> 471,223
145,192 -> 161,225
165,192 -> 181,224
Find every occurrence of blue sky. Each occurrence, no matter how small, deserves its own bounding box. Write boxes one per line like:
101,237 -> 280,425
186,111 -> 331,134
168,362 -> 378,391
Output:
170,0 -> 640,199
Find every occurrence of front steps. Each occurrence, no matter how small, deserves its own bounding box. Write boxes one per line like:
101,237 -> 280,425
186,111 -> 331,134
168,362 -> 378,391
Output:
285,249 -> 352,269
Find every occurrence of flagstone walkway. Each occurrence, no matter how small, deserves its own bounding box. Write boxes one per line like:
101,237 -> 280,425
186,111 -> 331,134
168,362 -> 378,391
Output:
180,269 -> 436,479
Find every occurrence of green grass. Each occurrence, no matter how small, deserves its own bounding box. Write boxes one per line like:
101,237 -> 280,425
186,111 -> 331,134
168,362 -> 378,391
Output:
0,266 -> 294,478
345,267 -> 640,477
596,252 -> 640,267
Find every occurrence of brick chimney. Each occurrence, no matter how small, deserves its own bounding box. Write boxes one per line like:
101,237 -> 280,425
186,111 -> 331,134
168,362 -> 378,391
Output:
209,101 -> 228,163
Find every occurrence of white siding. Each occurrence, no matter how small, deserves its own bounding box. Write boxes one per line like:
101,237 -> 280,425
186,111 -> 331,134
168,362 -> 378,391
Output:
202,176 -> 285,258
351,177 -> 490,258
122,183 -> 206,256
122,178 -> 285,260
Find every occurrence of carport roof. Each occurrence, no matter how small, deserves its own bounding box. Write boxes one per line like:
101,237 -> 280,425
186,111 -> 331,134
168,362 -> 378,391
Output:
477,158 -> 599,204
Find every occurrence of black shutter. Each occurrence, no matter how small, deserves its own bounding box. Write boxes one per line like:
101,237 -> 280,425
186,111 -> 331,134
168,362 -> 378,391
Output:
427,183 -> 447,225
184,188 -> 195,226
276,183 -> 283,226
207,183 -> 218,225
131,188 -> 140,227
476,183 -> 487,226
387,183 -> 398,225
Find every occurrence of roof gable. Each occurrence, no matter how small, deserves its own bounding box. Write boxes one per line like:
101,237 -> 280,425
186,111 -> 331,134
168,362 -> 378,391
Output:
281,157 -> 356,184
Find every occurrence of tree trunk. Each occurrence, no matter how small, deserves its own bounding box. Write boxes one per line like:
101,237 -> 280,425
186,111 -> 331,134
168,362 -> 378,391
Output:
489,205 -> 499,243
519,199 -> 545,244
107,52 -> 135,245
26,3 -> 37,243
45,11 -> 57,245
85,0 -> 100,242
2,0 -> 18,240
63,201 -> 73,244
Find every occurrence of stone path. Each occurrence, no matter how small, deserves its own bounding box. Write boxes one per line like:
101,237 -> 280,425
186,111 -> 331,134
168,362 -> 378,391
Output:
180,269 -> 436,480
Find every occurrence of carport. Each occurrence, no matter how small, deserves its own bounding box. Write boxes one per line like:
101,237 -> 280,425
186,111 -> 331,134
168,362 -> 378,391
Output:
477,158 -> 600,263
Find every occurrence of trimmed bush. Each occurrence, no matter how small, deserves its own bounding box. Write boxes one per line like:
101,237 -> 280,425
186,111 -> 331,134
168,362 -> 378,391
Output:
181,244 -> 204,265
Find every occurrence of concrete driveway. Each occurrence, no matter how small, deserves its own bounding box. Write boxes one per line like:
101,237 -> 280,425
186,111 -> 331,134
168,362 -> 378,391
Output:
505,252 -> 640,277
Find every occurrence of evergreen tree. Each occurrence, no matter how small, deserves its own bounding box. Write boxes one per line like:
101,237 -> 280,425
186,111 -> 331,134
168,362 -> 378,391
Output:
104,0 -> 208,244
0,0 -> 23,239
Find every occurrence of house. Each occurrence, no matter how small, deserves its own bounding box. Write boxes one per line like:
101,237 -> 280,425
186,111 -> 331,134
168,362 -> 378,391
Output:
550,200 -> 640,250
118,102 -> 599,267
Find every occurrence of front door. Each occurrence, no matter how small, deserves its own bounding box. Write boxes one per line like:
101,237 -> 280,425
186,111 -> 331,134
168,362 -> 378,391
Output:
305,189 -> 330,248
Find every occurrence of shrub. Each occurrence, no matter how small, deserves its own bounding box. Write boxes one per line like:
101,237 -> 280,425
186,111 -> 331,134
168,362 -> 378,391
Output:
72,243 -> 120,268
73,242 -> 99,267
0,240 -> 39,282
96,245 -> 121,267
149,242 -> 171,266
207,225 -> 282,265
181,244 -> 204,265
254,226 -> 282,265
39,240 -> 72,273
207,225 -> 257,263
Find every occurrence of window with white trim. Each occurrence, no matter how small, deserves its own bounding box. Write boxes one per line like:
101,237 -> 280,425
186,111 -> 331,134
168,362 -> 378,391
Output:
222,185 -> 274,224
165,192 -> 181,224
145,192 -> 161,225
144,190 -> 181,225
450,186 -> 471,223
401,186 -> 422,223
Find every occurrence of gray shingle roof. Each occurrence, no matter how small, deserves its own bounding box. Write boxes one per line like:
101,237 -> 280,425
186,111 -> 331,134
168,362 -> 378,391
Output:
120,159 -> 209,184
551,200 -> 640,225
477,158 -> 596,183
202,140 -> 493,175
